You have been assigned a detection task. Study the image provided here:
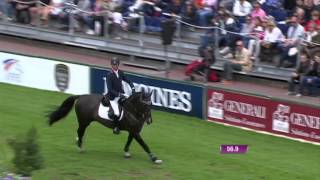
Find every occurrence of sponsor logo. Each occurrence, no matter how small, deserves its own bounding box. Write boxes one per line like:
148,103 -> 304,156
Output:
54,64 -> 69,92
272,104 -> 290,133
272,104 -> 320,135
208,92 -> 224,119
133,83 -> 192,112
290,113 -> 320,130
2,59 -> 23,82
208,91 -> 267,120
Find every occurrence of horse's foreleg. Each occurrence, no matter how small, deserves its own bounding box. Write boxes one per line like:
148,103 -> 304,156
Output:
124,133 -> 134,158
133,133 -> 162,164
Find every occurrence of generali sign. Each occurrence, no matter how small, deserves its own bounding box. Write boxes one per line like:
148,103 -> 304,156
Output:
207,89 -> 320,143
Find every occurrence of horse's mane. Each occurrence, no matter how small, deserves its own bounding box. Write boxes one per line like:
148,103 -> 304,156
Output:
126,92 -> 143,102
123,92 -> 143,107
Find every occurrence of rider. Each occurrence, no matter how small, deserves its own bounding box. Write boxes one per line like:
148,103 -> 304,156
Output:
106,57 -> 135,134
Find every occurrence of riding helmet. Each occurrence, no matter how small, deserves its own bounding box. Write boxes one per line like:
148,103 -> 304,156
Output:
111,57 -> 120,66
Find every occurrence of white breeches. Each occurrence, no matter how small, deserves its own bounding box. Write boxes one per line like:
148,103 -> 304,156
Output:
110,97 -> 120,117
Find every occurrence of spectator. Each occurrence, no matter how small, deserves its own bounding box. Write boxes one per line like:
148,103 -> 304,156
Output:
55,0 -> 80,29
140,0 -> 163,32
83,0 -> 108,36
13,0 -> 36,24
221,40 -> 252,84
217,10 -> 239,58
251,1 -> 266,24
128,0 -> 144,13
219,0 -> 234,12
304,10 -> 320,31
181,0 -> 197,26
296,52 -> 320,97
277,15 -> 305,68
29,0 -> 51,26
293,4 -> 306,25
0,0 -> 14,20
315,0 -> 320,10
196,0 -> 217,26
265,0 -> 284,9
303,0 -> 315,22
283,0 -> 296,12
287,52 -> 312,95
49,0 -> 66,18
259,19 -> 284,63
232,0 -> 252,24
111,6 -> 127,39
165,0 -> 182,15
185,46 -> 215,81
240,16 -> 255,47
247,17 -> 265,58
303,23 -> 320,57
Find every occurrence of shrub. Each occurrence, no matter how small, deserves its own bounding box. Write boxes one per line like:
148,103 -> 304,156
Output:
7,127 -> 43,177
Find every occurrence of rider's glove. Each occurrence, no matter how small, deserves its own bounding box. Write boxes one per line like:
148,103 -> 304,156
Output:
119,93 -> 126,99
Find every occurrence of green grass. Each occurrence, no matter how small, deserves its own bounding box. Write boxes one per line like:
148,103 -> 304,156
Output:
0,83 -> 319,180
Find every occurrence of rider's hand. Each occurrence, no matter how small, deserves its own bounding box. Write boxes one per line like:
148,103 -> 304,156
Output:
120,93 -> 126,99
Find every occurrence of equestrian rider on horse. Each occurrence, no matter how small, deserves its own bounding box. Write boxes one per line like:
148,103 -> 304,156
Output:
106,57 -> 135,134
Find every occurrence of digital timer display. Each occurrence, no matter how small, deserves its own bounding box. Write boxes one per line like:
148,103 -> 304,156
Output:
220,145 -> 248,154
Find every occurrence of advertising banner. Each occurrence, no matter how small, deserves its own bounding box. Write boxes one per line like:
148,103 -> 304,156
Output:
0,52 -> 89,94
207,88 -> 320,143
207,89 -> 272,131
271,102 -> 320,143
90,67 -> 204,118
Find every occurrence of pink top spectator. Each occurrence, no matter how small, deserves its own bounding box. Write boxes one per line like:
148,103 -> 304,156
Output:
251,8 -> 266,22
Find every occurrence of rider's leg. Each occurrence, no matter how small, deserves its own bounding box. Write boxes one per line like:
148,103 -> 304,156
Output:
110,97 -> 120,134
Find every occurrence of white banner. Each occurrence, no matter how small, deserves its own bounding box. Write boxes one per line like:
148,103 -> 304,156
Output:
0,52 -> 89,94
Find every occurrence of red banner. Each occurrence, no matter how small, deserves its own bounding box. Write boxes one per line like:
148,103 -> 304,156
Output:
270,102 -> 320,143
207,89 -> 320,143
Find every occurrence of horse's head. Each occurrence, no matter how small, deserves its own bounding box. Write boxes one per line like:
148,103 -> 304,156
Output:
126,91 -> 153,124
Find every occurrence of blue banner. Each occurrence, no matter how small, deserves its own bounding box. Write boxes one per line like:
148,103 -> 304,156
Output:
90,67 -> 204,119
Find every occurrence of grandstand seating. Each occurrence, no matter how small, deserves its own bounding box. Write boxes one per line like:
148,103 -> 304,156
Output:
2,0 -> 315,82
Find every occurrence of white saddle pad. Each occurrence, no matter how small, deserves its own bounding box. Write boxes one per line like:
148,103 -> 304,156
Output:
98,103 -> 124,121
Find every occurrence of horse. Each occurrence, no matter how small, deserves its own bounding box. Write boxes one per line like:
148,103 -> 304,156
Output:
47,91 -> 162,164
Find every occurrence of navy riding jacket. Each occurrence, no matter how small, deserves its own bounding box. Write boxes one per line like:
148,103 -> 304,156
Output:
106,70 -> 134,100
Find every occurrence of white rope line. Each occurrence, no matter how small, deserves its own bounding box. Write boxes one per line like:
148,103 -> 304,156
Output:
300,38 -> 320,47
12,0 -> 37,5
162,13 -> 252,36
12,0 -> 110,15
177,17 -> 255,38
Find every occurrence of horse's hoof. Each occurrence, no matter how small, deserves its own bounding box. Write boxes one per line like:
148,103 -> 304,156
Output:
154,159 -> 163,164
78,147 -> 85,153
124,152 -> 131,158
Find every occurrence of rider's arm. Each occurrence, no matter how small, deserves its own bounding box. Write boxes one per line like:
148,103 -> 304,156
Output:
120,71 -> 135,89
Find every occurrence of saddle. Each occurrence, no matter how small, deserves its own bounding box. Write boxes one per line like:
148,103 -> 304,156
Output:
100,95 -> 125,120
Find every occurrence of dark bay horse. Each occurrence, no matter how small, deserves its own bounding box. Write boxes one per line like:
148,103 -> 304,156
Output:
47,92 -> 162,164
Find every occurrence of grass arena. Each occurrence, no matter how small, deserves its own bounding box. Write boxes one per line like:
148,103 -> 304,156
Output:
0,82 -> 319,179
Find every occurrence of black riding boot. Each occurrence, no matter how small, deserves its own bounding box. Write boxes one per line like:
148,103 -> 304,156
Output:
112,115 -> 120,135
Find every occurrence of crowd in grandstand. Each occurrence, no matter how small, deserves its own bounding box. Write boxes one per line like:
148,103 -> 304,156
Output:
0,0 -> 320,96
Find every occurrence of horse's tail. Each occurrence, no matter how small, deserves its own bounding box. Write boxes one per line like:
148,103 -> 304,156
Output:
47,95 -> 80,126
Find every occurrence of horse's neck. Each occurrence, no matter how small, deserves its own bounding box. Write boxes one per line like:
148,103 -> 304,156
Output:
123,98 -> 143,116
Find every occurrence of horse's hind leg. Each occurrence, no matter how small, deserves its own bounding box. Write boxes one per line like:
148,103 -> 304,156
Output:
76,121 -> 90,152
124,133 -> 134,158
